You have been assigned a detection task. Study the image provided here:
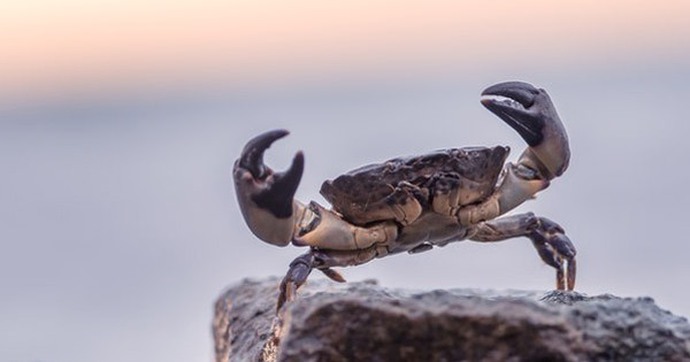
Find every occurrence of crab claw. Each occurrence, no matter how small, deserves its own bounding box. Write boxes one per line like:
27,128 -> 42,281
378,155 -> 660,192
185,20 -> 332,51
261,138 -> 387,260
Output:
233,129 -> 304,246
481,81 -> 570,179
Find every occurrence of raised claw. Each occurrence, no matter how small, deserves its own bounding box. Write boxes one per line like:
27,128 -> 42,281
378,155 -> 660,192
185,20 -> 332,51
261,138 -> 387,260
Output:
481,81 -> 570,180
234,130 -> 304,246
482,81 -> 544,146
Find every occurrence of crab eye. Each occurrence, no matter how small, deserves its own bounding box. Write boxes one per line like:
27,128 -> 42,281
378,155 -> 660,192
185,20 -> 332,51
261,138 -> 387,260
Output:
297,201 -> 322,237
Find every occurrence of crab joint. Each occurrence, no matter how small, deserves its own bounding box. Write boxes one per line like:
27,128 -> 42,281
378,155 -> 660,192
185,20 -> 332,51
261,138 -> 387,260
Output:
496,164 -> 549,212
456,197 -> 500,226
457,163 -> 548,226
292,201 -> 398,250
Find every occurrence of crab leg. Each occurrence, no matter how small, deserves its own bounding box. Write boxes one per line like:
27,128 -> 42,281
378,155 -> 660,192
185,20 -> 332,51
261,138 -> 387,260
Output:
469,213 -> 576,290
277,246 -> 383,310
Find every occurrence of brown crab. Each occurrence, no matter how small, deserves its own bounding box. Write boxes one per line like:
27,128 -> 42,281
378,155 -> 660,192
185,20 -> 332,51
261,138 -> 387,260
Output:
233,81 -> 576,310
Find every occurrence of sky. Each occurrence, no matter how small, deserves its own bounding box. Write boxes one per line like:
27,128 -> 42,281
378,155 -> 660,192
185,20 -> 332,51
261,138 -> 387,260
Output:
2,1 -> 690,362
3,0 -> 689,101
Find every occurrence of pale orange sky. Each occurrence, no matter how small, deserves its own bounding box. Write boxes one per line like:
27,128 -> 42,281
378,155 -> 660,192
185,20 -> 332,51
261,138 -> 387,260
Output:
2,0 -> 689,99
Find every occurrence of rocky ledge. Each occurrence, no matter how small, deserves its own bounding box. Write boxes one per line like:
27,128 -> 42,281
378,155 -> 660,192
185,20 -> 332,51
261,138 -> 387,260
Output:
213,278 -> 690,362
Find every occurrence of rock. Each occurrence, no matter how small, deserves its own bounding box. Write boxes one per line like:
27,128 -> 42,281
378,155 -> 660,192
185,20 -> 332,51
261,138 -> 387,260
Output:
213,278 -> 690,362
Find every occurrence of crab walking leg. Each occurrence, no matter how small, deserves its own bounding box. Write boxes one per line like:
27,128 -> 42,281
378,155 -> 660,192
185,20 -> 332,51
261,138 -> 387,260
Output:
469,213 -> 576,290
277,246 -> 382,310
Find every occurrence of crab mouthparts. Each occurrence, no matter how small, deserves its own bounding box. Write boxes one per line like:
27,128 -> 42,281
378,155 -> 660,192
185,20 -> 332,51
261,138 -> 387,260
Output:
480,95 -> 528,111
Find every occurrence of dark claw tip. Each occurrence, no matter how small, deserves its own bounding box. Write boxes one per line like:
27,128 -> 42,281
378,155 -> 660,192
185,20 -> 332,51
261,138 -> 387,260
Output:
481,81 -> 540,108
480,81 -> 545,147
240,129 -> 290,179
252,151 -> 304,219
274,151 -> 305,199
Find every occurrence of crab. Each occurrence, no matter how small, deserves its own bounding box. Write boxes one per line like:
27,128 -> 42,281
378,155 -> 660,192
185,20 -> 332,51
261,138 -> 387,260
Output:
233,81 -> 576,310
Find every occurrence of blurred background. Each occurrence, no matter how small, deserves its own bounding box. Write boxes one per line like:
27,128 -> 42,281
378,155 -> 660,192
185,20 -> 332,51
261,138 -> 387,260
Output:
2,1 -> 690,361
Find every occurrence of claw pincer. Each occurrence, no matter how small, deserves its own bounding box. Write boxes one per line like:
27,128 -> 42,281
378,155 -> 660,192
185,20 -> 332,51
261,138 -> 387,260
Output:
233,130 -> 304,246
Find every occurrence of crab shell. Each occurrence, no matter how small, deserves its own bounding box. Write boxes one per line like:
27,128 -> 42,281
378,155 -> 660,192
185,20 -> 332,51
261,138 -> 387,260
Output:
321,147 -> 509,226
317,146 -> 516,252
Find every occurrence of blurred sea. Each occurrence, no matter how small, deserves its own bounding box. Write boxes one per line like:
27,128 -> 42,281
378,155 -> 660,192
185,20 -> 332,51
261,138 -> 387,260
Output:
2,65 -> 689,361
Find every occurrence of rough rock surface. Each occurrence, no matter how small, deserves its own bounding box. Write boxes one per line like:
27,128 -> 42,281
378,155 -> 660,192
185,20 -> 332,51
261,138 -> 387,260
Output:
213,278 -> 690,362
